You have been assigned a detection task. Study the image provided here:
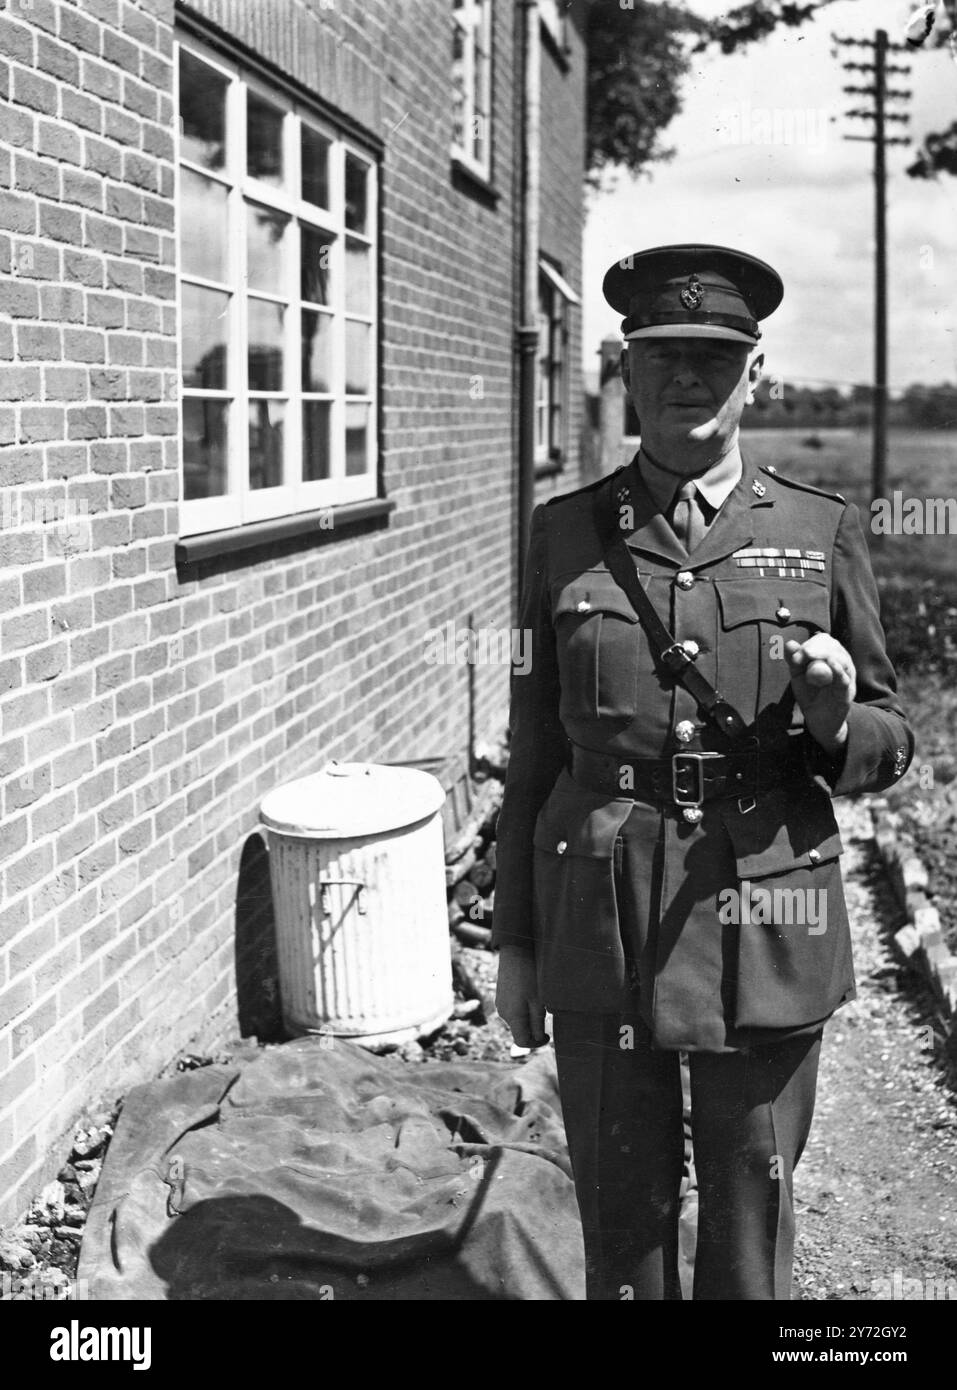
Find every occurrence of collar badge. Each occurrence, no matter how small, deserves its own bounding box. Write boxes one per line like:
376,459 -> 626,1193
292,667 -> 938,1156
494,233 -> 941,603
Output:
752,480 -> 767,497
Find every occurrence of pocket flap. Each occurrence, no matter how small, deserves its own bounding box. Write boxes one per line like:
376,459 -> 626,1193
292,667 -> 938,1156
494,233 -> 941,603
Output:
716,577 -> 830,631
719,783 -> 844,877
552,571 -> 640,624
533,767 -> 635,858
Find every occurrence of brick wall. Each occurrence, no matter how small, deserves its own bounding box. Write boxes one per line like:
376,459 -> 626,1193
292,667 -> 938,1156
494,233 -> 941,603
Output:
0,0 -> 588,1223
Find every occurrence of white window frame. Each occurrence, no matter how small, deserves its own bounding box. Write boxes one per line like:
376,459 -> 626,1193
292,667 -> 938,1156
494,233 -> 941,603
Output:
175,35 -> 378,537
451,0 -> 492,182
536,257 -> 579,465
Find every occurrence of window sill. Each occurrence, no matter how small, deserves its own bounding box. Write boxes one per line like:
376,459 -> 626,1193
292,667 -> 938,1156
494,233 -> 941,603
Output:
450,156 -> 500,206
175,495 -> 395,566
534,454 -> 564,481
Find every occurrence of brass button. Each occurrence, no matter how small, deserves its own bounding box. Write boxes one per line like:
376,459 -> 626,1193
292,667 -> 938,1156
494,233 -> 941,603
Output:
682,807 -> 703,824
675,720 -> 695,744
576,600 -> 591,613
808,848 -> 821,863
676,570 -> 695,590
681,639 -> 699,658
776,605 -> 791,622
556,840 -> 567,854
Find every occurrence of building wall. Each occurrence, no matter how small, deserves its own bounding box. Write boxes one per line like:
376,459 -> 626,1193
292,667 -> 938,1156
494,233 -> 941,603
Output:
0,0 -> 587,1223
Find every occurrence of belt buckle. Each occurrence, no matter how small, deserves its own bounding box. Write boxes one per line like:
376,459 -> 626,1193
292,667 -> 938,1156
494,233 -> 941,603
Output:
672,752 -> 721,807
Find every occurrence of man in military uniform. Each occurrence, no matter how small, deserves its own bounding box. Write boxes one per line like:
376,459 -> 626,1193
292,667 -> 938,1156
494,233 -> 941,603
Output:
492,244 -> 914,1300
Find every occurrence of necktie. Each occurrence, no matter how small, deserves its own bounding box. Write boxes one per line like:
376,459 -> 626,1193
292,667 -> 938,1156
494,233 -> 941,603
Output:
670,481 -> 706,553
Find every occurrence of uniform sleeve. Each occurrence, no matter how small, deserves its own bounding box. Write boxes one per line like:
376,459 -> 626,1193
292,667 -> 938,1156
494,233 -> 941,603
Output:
804,500 -> 914,796
490,504 -> 567,953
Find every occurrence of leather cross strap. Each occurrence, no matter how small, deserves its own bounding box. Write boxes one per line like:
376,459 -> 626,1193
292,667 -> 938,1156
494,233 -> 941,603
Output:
595,476 -> 751,743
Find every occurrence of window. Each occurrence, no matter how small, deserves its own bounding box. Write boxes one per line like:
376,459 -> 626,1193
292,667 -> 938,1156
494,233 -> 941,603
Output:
176,39 -> 378,536
536,258 -> 579,466
451,0 -> 492,181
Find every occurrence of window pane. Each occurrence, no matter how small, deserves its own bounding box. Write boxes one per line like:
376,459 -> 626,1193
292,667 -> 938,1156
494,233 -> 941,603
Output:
249,398 -> 285,489
302,310 -> 332,392
179,168 -> 228,282
345,321 -> 370,394
303,401 -> 331,481
179,51 -> 227,170
247,92 -> 284,185
181,284 -> 229,388
183,397 -> 228,499
301,226 -> 335,305
345,401 -> 369,476
345,239 -> 370,315
248,299 -> 284,390
246,204 -> 288,295
344,153 -> 368,233
302,126 -> 330,208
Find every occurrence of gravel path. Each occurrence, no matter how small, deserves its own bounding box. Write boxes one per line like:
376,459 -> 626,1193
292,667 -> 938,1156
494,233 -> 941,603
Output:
792,800 -> 957,1301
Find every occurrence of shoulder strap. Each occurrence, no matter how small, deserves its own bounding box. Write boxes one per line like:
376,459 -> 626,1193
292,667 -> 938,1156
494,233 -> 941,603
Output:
594,481 -> 751,743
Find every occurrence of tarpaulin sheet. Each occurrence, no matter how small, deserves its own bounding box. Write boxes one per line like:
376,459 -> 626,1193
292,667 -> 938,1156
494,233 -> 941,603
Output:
78,1038 -> 586,1301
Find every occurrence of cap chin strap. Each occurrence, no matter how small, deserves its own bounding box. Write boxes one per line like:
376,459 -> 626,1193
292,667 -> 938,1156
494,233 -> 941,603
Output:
624,323 -> 760,345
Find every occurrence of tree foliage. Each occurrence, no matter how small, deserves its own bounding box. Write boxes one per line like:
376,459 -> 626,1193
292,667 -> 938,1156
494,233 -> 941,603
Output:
586,0 -> 957,182
585,2 -> 705,187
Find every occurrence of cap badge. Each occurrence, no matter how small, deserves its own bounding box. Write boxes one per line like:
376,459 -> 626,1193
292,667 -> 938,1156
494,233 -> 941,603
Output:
752,480 -> 766,497
679,275 -> 704,311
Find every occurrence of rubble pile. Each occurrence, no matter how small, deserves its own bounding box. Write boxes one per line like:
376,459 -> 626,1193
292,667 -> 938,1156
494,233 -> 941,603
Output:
0,1108 -> 117,1299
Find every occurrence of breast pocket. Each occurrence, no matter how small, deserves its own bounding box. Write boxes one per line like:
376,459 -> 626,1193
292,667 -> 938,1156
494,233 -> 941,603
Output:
551,571 -> 643,722
714,577 -> 831,724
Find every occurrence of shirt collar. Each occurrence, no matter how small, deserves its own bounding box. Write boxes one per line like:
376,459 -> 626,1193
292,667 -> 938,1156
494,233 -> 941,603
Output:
636,441 -> 744,513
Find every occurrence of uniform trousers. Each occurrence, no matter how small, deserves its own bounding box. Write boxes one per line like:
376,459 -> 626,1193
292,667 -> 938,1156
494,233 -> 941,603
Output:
552,1012 -> 822,1300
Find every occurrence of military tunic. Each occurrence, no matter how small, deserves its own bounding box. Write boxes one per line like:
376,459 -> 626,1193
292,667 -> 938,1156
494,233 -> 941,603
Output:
491,454 -> 914,1052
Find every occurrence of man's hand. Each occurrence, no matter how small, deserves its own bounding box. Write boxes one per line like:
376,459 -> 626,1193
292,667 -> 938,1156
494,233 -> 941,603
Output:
495,945 -> 549,1049
784,634 -> 856,754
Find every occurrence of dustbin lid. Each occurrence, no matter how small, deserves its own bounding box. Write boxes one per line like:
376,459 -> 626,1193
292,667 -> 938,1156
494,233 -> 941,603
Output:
259,761 -> 447,839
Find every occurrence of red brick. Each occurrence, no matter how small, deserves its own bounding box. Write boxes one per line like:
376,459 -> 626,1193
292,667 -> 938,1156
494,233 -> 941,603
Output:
38,33 -> 81,86
0,192 -> 37,234
0,279 -> 39,317
39,202 -> 84,244
36,120 -> 83,166
63,327 -> 106,363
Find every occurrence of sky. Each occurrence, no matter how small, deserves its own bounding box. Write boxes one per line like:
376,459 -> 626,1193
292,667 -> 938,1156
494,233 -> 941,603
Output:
583,0 -> 957,393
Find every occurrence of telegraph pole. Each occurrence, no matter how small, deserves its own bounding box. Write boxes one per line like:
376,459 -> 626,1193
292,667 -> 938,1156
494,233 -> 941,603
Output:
835,30 -> 911,512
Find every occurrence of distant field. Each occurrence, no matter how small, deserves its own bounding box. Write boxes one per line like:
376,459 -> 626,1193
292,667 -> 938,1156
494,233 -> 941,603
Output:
739,426 -> 957,583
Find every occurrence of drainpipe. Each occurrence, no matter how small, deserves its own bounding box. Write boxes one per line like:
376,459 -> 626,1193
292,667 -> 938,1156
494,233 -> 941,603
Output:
516,0 -> 540,595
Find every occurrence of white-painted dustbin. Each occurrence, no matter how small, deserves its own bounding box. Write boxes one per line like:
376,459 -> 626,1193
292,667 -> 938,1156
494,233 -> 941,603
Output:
259,761 -> 452,1045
